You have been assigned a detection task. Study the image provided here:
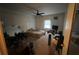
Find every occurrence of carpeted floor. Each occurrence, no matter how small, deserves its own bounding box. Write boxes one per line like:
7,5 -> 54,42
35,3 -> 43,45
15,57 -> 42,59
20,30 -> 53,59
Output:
33,33 -> 58,55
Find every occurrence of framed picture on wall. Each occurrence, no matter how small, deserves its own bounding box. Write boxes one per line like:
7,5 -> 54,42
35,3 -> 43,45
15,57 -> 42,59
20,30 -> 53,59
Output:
53,16 -> 58,20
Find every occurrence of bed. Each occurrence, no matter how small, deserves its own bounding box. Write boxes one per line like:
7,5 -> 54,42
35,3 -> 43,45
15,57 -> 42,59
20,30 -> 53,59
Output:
26,29 -> 45,41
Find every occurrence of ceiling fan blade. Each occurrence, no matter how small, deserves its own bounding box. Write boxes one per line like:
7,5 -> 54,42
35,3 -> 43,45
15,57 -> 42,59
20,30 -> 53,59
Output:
40,13 -> 45,14
32,9 -> 45,16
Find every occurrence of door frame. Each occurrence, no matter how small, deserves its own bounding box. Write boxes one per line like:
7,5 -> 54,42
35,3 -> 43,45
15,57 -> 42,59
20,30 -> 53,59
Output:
0,16 -> 8,55
62,3 -> 76,55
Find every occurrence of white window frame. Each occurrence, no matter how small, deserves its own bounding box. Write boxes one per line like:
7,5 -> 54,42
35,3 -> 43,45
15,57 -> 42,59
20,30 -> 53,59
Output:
44,20 -> 51,29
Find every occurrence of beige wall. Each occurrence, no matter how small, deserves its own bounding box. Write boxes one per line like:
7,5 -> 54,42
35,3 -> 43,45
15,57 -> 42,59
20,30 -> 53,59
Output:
35,13 -> 65,31
0,8 -> 35,36
3,15 -> 35,36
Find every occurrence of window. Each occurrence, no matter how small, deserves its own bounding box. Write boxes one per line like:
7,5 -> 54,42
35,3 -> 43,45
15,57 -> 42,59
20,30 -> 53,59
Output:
44,20 -> 51,29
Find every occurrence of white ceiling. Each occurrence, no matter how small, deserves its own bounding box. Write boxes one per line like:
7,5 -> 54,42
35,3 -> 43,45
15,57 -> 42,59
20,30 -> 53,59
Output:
0,3 -> 68,15
26,3 -> 68,15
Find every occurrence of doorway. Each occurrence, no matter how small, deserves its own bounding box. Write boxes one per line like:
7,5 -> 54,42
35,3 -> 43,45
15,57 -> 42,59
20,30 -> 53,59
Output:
68,4 -> 79,55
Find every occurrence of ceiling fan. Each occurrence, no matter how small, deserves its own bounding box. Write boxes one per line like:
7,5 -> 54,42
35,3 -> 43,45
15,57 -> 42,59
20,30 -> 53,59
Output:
33,10 -> 45,16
